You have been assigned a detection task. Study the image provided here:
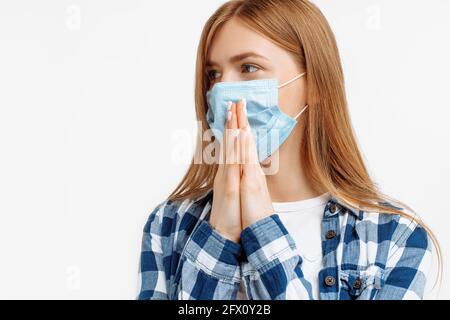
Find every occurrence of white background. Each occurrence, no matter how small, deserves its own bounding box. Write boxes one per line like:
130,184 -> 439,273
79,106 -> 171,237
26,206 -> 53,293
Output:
0,0 -> 449,299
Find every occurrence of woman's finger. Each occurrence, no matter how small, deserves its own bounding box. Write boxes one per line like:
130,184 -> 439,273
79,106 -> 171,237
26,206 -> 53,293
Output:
231,103 -> 239,165
236,98 -> 248,131
237,99 -> 259,172
216,101 -> 232,172
236,99 -> 249,165
226,102 -> 239,165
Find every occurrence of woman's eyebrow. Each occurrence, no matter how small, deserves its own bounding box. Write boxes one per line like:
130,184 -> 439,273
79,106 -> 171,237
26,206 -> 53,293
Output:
206,51 -> 269,67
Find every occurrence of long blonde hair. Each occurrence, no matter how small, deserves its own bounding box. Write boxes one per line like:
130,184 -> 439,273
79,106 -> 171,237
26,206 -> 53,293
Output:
167,0 -> 442,287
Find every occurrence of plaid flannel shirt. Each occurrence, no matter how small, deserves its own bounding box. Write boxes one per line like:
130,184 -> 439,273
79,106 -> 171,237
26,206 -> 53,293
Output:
137,189 -> 432,300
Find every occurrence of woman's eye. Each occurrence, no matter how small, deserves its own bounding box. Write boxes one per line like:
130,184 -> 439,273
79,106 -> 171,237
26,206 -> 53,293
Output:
207,70 -> 221,81
242,64 -> 259,73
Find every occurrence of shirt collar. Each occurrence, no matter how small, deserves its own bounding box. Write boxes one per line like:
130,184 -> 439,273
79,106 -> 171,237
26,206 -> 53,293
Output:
328,195 -> 364,220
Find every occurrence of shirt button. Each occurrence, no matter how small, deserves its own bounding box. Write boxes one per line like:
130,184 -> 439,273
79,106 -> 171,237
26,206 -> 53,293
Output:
324,276 -> 336,287
326,230 -> 336,239
353,278 -> 362,289
329,204 -> 337,213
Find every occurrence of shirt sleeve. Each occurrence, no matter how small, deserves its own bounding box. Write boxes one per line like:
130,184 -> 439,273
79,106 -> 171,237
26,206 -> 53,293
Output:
137,204 -> 170,300
373,221 -> 433,300
176,219 -> 242,300
137,202 -> 243,300
239,214 -> 314,300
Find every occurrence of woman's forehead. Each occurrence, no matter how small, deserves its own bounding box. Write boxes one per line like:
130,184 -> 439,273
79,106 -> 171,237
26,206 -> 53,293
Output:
207,18 -> 282,66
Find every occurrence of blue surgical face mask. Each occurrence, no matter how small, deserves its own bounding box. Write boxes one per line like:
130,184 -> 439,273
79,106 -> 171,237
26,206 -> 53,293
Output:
206,72 -> 308,162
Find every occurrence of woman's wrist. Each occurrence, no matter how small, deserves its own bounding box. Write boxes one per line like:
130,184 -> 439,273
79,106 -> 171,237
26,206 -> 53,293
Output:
209,220 -> 240,243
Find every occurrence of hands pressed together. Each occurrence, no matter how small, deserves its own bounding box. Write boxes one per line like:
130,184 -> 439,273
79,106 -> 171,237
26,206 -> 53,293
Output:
209,99 -> 275,243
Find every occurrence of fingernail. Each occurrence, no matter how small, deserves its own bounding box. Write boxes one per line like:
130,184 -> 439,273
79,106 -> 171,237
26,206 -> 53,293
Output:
242,98 -> 247,115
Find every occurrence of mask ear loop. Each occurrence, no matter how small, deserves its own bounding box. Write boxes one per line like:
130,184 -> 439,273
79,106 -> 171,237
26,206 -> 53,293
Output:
278,72 -> 307,89
277,71 -> 308,120
294,104 -> 308,120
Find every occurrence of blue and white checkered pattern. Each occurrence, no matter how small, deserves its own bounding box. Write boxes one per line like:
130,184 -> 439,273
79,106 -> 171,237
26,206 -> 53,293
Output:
137,189 -> 432,300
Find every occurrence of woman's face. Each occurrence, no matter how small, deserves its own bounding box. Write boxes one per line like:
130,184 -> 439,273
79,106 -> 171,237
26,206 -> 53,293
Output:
206,17 -> 307,121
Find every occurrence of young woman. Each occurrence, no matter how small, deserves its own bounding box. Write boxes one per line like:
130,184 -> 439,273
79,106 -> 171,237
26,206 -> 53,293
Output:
137,0 -> 441,300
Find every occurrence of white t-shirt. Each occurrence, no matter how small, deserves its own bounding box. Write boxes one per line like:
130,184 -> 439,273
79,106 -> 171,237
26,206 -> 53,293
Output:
237,192 -> 331,300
